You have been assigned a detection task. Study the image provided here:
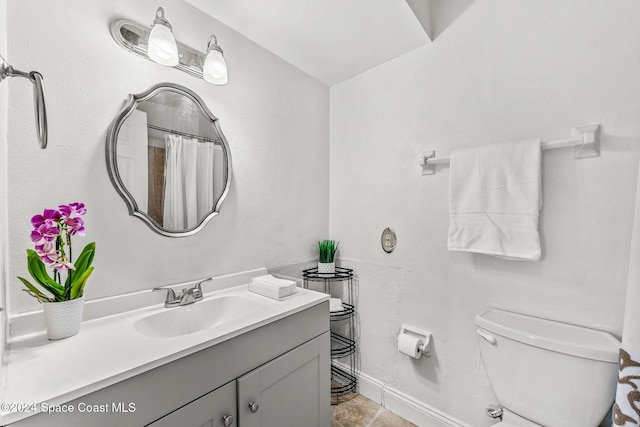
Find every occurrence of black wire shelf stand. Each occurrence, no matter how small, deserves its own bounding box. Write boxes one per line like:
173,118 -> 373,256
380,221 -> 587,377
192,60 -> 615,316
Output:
303,266 -> 357,405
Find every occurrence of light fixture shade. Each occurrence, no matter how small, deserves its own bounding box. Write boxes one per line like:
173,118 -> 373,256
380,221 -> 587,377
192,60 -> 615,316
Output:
203,35 -> 228,85
148,8 -> 179,66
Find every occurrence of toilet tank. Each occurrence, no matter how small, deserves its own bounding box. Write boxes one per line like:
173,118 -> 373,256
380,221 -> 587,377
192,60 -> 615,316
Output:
475,309 -> 620,427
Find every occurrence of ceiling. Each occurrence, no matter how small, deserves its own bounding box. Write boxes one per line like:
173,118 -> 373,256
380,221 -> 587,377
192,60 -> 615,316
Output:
184,0 -> 436,86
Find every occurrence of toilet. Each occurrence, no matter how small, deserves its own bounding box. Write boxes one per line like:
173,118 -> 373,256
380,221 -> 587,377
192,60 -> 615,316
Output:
475,309 -> 620,427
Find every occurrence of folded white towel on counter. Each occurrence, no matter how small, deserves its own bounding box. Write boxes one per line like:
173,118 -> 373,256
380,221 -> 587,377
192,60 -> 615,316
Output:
252,274 -> 296,288
249,274 -> 297,300
447,139 -> 542,261
329,298 -> 344,312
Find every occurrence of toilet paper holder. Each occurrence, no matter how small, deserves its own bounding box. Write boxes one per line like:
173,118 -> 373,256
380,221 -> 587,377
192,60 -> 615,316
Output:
398,324 -> 432,358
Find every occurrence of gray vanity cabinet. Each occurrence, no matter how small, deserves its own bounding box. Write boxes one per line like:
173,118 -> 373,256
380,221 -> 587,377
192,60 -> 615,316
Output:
237,333 -> 329,427
147,381 -> 236,427
5,302 -> 330,427
148,333 -> 330,427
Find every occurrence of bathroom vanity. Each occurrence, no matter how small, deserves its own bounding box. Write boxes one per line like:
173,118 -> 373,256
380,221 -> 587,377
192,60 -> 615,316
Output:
1,277 -> 330,427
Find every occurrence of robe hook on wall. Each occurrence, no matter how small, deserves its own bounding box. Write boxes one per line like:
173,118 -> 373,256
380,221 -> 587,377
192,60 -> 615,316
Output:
0,53 -> 48,149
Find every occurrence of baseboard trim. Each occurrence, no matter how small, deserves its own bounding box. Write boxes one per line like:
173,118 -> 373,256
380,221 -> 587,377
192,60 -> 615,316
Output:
349,367 -> 472,427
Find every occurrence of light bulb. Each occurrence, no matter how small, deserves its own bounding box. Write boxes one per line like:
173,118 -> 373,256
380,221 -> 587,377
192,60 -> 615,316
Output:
203,35 -> 228,85
147,7 -> 179,66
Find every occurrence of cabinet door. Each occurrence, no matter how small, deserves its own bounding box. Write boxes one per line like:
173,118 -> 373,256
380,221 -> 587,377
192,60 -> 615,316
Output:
237,332 -> 330,427
147,380 -> 236,427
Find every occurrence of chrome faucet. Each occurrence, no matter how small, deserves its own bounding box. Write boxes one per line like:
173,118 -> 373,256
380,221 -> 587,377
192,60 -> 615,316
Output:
153,278 -> 211,308
178,285 -> 201,305
153,287 -> 180,307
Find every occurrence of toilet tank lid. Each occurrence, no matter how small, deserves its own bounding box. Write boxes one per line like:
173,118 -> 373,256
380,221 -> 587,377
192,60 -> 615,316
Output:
475,309 -> 620,363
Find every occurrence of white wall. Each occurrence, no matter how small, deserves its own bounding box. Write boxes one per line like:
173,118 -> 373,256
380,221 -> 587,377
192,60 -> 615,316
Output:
5,1 -> 639,425
1,0 -> 8,355
330,1 -> 640,425
5,0 -> 329,315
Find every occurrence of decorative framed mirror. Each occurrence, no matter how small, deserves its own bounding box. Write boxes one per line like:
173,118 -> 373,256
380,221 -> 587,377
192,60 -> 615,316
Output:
106,83 -> 232,237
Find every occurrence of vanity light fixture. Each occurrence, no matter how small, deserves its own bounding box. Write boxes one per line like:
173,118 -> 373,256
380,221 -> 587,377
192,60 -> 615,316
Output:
203,35 -> 228,85
147,7 -> 179,66
110,8 -> 229,85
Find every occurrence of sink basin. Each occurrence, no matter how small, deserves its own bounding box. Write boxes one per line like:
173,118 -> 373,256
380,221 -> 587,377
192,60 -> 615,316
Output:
134,295 -> 272,338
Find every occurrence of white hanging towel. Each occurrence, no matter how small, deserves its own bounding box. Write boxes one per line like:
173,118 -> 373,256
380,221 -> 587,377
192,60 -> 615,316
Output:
447,139 -> 542,261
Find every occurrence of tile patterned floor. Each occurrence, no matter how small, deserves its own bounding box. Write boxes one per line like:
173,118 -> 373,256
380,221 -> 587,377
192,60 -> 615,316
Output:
331,393 -> 417,427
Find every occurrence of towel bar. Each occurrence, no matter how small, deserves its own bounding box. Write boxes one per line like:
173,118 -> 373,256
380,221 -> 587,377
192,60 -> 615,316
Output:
0,53 -> 48,149
420,124 -> 600,176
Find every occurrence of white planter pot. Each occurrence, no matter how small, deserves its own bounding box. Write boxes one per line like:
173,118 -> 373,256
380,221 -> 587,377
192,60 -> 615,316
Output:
42,296 -> 85,340
317,261 -> 335,274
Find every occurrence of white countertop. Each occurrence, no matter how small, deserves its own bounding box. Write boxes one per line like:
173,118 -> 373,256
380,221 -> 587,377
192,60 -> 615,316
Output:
0,284 -> 328,425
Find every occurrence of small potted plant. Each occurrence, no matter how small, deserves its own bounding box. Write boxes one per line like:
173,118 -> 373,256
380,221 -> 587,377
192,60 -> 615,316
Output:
317,240 -> 338,274
17,202 -> 96,340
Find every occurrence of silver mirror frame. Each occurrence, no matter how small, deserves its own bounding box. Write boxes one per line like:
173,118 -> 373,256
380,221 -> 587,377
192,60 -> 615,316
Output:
106,82 -> 232,237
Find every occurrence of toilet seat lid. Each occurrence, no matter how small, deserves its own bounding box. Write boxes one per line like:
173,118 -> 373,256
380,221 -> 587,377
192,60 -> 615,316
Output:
493,423 -> 519,427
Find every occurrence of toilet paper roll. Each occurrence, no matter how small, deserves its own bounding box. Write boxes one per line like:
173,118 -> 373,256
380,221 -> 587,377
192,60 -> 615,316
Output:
398,334 -> 423,359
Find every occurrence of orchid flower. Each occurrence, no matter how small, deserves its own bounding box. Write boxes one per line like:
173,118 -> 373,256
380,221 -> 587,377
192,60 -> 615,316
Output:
18,202 -> 96,303
65,216 -> 85,236
51,256 -> 75,272
30,209 -> 62,244
58,202 -> 87,218
30,223 -> 60,244
31,208 -> 61,228
35,242 -> 58,265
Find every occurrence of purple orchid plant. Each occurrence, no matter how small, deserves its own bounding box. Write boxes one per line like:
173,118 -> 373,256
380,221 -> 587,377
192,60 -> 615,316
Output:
17,202 -> 96,303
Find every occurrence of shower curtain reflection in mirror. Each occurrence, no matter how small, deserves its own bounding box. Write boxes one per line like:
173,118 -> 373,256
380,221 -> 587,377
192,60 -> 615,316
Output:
108,83 -> 232,237
162,134 -> 215,231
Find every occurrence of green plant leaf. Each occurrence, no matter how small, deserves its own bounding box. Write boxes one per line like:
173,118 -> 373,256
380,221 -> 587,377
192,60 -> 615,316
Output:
65,242 -> 96,288
70,266 -> 94,300
317,240 -> 339,263
17,276 -> 54,303
25,250 -> 65,299
73,242 -> 95,275
25,250 -> 52,285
